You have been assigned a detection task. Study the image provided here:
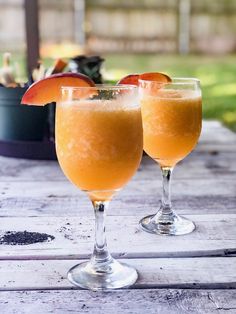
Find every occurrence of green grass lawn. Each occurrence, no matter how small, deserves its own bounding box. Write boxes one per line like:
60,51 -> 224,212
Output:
2,53 -> 236,131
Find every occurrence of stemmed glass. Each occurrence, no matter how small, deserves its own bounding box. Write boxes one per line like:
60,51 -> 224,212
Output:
56,85 -> 143,290
139,78 -> 202,235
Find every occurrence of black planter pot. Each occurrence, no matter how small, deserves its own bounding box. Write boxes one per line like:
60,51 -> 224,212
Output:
0,87 -> 56,160
0,87 -> 48,141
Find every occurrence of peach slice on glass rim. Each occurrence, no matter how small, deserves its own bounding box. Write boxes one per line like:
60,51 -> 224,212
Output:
117,72 -> 172,97
139,72 -> 172,95
21,73 -> 95,106
139,72 -> 171,83
116,74 -> 140,86
117,72 -> 171,87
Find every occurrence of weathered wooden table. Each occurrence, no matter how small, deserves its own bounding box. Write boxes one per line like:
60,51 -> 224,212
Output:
0,121 -> 236,314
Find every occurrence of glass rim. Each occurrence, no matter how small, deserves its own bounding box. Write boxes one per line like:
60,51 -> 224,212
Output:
139,77 -> 200,85
61,84 -> 138,91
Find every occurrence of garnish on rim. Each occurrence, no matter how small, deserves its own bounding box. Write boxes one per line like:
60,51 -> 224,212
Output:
117,72 -> 171,86
116,74 -> 140,86
139,72 -> 171,83
21,73 -> 95,106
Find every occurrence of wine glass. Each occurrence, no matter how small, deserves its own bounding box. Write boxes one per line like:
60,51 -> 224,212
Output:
139,78 -> 202,235
56,85 -> 143,290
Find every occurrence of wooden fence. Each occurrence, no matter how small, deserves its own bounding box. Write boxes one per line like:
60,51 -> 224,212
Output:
0,0 -> 236,54
86,0 -> 236,54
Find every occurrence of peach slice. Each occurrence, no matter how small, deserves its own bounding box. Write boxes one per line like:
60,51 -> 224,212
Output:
21,73 -> 95,106
139,72 -> 171,83
117,72 -> 171,87
116,74 -> 140,86
139,72 -> 172,95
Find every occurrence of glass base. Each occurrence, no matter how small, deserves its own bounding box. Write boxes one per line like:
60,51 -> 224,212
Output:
67,258 -> 138,291
139,212 -> 195,236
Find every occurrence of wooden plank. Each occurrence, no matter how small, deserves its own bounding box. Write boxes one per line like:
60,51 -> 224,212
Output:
0,174 -> 235,199
0,121 -> 233,217
0,215 -> 235,260
197,144 -> 236,152
200,121 -> 236,144
1,289 -> 236,314
0,257 -> 235,290
0,158 -> 63,182
0,176 -> 235,217
1,149 -> 236,182
0,193 -> 235,217
0,150 -> 236,184
0,121 -> 235,183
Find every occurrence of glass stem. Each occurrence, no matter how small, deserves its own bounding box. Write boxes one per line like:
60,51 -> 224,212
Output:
160,166 -> 174,216
91,200 -> 112,267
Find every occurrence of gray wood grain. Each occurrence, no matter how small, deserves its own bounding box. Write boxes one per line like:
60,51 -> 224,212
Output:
0,194 -> 235,217
0,257 -> 235,290
0,121 -> 235,183
0,170 -> 235,218
0,150 -> 236,182
0,215 -> 235,260
0,121 -> 234,218
1,289 -> 236,314
0,177 -> 235,199
200,121 -> 236,143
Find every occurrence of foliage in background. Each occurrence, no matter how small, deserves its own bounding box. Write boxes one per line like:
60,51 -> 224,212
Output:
1,53 -> 236,131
